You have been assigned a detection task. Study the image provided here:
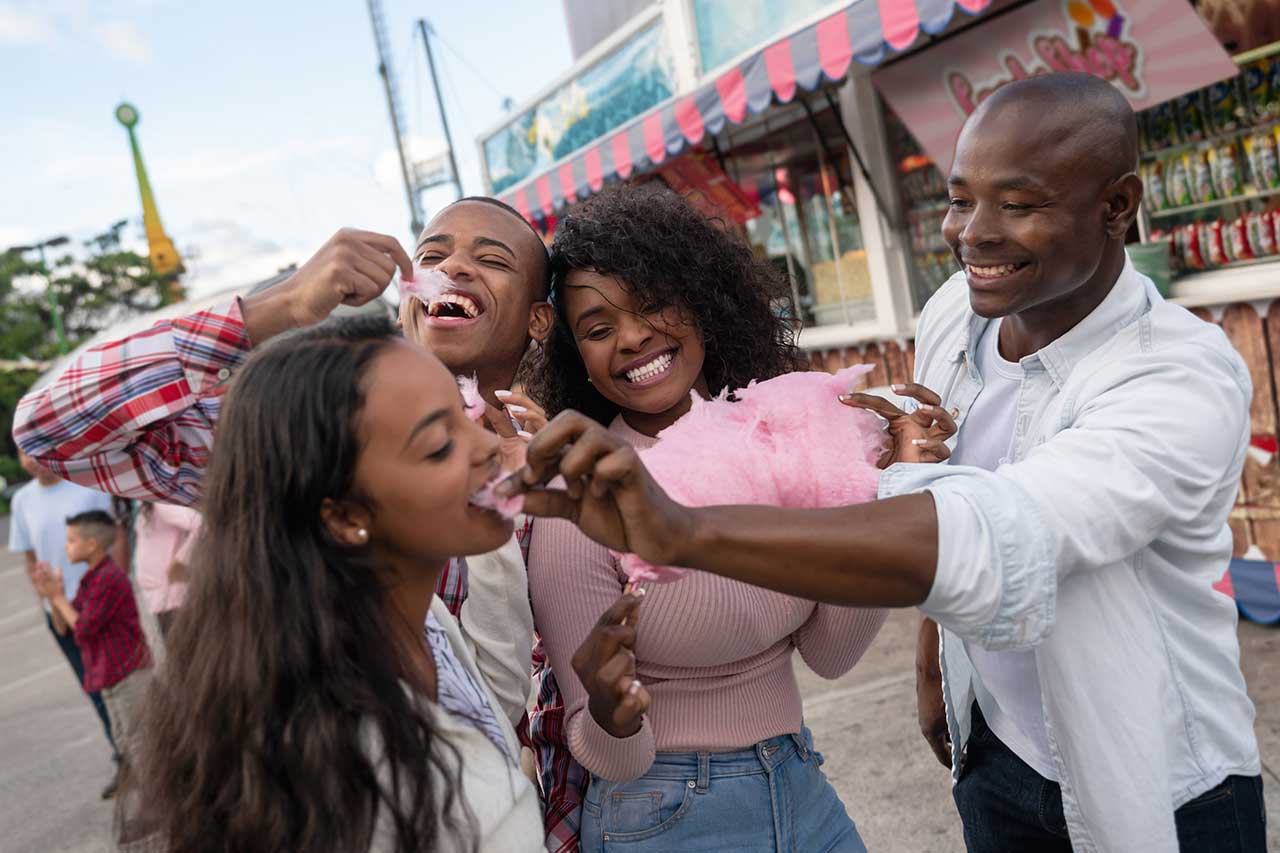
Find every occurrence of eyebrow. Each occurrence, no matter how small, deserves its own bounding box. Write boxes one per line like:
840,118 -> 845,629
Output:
403,409 -> 449,450
474,236 -> 516,259
948,175 -> 1049,193
417,233 -> 452,251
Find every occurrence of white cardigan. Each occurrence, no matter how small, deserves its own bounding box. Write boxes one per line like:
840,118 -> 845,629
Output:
372,536 -> 541,852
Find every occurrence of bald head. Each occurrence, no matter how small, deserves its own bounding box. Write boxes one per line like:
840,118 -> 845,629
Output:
965,73 -> 1138,183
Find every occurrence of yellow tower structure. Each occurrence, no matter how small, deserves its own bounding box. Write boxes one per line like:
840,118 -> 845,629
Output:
115,102 -> 185,292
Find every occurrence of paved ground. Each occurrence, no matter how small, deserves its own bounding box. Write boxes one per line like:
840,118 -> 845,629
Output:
1,519 -> 1276,851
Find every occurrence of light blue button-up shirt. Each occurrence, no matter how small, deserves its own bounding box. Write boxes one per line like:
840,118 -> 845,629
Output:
881,258 -> 1261,852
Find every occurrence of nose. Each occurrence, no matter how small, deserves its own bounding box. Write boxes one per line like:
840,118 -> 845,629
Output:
435,250 -> 476,282
955,202 -> 1004,249
617,313 -> 655,353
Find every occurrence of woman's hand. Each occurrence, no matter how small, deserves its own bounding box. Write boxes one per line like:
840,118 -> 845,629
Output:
840,383 -> 956,467
573,589 -> 651,738
501,412 -> 695,566
495,389 -> 548,434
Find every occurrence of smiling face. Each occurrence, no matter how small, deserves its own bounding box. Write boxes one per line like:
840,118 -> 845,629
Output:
401,201 -> 552,380
345,341 -> 512,565
940,78 -> 1140,322
561,269 -> 708,435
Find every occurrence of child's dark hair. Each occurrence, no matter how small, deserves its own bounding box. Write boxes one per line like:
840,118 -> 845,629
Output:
522,182 -> 803,424
66,510 -> 116,549
130,314 -> 475,852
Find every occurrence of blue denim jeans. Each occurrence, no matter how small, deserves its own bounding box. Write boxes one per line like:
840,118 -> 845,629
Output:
580,727 -> 865,852
954,702 -> 1266,852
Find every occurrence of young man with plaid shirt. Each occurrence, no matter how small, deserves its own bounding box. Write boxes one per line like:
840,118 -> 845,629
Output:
16,201 -> 587,852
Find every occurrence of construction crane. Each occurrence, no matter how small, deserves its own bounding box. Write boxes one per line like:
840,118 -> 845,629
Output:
366,0 -> 425,237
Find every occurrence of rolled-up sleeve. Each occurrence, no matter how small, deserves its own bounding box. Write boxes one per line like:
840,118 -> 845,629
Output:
881,344 -> 1250,653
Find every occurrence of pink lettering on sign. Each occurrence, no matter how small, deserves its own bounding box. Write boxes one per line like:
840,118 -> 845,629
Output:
944,0 -> 1149,119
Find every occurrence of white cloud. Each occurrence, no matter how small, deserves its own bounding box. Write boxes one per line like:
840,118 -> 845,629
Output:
375,134 -> 448,193
93,19 -> 152,63
0,2 -> 56,44
176,219 -> 304,299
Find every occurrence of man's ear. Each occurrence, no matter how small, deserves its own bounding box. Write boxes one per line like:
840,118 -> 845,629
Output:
320,498 -> 373,547
1104,172 -> 1144,239
528,301 -> 555,344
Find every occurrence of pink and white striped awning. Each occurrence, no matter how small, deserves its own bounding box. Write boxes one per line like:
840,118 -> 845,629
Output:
501,0 -> 993,222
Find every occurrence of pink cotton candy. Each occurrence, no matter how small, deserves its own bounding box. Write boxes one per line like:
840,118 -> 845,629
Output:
458,374 -> 485,422
614,364 -> 886,583
399,267 -> 452,303
470,472 -> 525,519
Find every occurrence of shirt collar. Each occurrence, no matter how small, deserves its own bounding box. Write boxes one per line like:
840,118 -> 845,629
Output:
950,252 -> 1153,386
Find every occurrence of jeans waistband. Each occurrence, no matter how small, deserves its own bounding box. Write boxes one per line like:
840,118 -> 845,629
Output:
637,728 -> 814,785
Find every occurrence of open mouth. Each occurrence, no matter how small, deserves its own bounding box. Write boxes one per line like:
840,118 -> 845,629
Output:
422,291 -> 484,323
965,262 -> 1031,280
620,349 -> 677,387
468,472 -> 523,520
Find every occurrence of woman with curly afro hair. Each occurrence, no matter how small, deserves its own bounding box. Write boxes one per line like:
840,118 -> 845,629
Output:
525,183 -> 882,852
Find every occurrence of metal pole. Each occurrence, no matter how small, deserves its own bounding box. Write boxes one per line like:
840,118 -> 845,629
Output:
419,19 -> 463,199
37,244 -> 69,355
366,0 -> 423,235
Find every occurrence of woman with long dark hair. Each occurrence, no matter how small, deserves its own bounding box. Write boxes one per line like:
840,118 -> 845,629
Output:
131,315 -> 541,852
523,184 -> 885,852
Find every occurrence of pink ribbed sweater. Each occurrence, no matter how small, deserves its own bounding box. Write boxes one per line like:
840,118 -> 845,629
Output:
527,417 -> 888,783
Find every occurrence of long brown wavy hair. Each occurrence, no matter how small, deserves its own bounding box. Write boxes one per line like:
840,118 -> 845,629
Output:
128,315 -> 473,852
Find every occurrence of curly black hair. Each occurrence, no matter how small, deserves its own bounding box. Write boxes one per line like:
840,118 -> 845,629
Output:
522,183 -> 803,425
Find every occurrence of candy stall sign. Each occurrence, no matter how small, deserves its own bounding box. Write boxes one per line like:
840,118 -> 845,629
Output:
872,0 -> 1237,175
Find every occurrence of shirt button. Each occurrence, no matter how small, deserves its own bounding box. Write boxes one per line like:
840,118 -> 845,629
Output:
687,780 -> 696,788
217,368 -> 231,381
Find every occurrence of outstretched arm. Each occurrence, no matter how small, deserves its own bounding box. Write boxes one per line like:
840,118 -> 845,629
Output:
14,229 -> 412,504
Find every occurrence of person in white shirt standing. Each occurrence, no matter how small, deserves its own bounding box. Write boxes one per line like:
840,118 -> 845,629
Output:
507,72 -> 1265,852
8,451 -> 122,797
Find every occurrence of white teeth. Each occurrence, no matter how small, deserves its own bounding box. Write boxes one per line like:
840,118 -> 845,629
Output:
427,292 -> 480,318
625,352 -> 674,384
967,264 -> 1021,278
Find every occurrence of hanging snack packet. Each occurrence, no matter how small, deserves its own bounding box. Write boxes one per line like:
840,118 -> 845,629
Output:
1209,142 -> 1244,198
1248,211 -> 1278,256
1244,132 -> 1280,190
1143,161 -> 1168,210
1207,78 -> 1245,135
1175,91 -> 1210,143
1167,154 -> 1193,207
1145,101 -> 1180,150
1228,215 -> 1254,261
1189,148 -> 1217,203
1205,220 -> 1229,266
1242,58 -> 1279,123
1182,223 -> 1207,270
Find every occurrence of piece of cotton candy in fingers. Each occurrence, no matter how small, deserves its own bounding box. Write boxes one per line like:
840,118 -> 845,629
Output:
470,474 -> 524,519
399,267 -> 452,303
458,374 -> 485,422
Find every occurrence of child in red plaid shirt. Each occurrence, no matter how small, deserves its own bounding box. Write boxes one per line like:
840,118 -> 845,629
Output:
34,510 -> 153,771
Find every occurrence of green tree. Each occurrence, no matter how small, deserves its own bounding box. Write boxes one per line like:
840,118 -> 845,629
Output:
1,221 -> 183,360
2,222 -> 183,505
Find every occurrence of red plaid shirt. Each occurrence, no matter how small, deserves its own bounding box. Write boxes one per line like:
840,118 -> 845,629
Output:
15,299 -> 586,851
70,556 -> 151,692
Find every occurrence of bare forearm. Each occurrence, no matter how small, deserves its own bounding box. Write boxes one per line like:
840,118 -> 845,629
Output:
240,282 -> 301,344
50,596 -> 78,631
675,493 -> 939,607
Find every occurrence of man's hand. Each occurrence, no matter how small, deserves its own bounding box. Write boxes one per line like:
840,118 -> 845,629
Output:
916,617 -> 952,769
242,229 -> 413,343
500,411 -> 694,565
572,590 -> 651,739
841,383 -> 956,467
